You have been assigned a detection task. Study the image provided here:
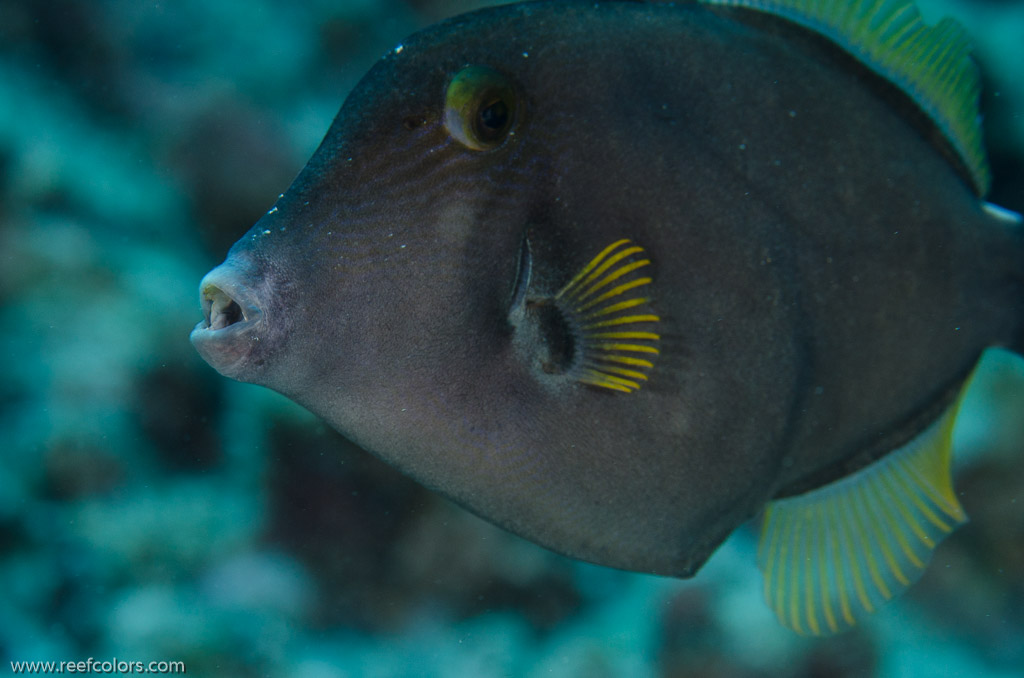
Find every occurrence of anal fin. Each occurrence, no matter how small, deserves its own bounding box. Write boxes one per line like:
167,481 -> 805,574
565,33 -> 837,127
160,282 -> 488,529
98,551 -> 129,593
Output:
758,383 -> 973,635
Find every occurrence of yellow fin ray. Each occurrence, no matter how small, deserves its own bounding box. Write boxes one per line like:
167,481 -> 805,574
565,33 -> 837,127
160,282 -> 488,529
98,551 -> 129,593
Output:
757,380 -> 973,635
580,297 -> 650,319
583,363 -> 650,381
595,354 -> 655,368
568,250 -> 647,300
587,331 -> 661,340
571,262 -> 651,307
555,239 -> 633,301
575,276 -> 653,312
577,368 -> 639,392
700,0 -> 990,194
583,314 -> 661,329
553,240 -> 661,393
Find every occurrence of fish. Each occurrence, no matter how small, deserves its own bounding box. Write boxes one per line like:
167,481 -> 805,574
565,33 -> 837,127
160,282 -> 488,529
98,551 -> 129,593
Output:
190,0 -> 1024,634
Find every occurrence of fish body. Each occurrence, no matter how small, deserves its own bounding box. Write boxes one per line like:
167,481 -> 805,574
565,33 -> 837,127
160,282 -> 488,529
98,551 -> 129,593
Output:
191,0 -> 1024,633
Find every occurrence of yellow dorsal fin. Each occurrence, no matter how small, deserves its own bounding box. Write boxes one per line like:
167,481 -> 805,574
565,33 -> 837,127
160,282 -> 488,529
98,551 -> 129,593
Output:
757,371 -> 979,635
701,0 -> 991,195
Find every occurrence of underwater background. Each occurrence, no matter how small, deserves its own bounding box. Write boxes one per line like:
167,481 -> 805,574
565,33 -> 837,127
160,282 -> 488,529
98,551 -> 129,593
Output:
1,0 -> 1023,676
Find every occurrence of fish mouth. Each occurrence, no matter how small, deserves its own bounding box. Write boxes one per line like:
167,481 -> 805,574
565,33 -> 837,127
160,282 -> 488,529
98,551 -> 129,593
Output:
190,265 -> 265,378
199,282 -> 260,331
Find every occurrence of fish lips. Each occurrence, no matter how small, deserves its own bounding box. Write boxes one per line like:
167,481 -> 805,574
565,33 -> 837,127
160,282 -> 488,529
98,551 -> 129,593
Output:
190,264 -> 267,380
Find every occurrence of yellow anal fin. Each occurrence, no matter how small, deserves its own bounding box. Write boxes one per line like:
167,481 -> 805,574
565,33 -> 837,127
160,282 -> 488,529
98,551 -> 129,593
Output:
701,0 -> 990,195
758,381 -> 974,636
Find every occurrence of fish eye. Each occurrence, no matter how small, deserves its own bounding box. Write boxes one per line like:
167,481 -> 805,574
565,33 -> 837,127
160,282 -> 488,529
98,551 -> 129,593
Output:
444,65 -> 518,151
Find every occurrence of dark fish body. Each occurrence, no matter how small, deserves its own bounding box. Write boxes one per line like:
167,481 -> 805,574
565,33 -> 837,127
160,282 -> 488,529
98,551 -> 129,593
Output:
192,0 -> 1024,632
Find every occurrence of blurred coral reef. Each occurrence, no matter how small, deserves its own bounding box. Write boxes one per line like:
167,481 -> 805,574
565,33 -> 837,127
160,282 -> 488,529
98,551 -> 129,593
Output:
1,1 -> 1022,676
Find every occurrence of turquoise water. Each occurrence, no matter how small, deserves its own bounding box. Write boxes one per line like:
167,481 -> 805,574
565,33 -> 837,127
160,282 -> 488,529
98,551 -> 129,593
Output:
1,1 -> 1022,676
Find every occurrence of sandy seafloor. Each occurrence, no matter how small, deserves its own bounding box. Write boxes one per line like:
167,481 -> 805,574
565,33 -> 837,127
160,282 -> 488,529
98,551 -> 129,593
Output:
1,0 -> 1023,676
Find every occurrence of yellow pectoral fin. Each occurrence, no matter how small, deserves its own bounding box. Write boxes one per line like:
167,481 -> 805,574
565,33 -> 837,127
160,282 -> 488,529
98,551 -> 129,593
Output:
555,239 -> 661,393
758,380 -> 974,635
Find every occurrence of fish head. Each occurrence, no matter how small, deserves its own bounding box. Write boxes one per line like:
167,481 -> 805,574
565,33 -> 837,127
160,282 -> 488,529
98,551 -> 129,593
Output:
192,5 -> 593,420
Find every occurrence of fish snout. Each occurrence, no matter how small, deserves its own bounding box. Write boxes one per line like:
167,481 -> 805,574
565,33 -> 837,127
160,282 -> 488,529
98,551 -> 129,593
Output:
190,263 -> 266,379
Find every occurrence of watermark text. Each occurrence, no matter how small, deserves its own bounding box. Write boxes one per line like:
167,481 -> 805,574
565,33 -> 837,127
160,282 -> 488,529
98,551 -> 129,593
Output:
10,658 -> 185,674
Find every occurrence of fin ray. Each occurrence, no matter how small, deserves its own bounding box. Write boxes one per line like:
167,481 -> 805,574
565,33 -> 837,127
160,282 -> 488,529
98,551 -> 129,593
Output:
553,240 -> 661,393
757,371 -> 976,635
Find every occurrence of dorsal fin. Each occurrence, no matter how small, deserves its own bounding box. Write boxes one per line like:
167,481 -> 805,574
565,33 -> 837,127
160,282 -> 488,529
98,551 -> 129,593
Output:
700,0 -> 991,196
